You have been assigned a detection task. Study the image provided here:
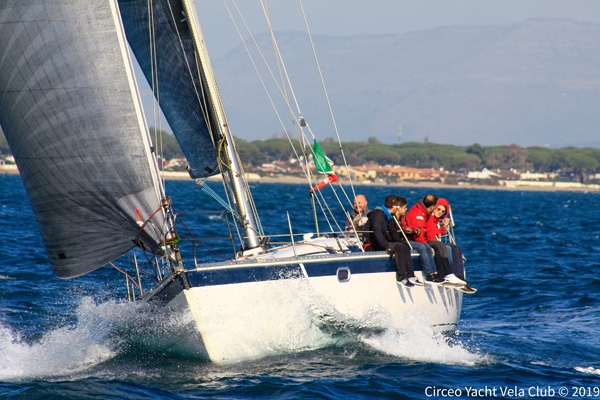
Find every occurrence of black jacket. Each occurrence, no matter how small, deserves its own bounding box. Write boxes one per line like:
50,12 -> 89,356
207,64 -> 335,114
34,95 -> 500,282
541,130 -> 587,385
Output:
364,208 -> 404,251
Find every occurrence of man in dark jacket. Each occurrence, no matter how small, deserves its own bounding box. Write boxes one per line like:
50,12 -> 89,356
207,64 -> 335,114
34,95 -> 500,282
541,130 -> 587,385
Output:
364,195 -> 423,287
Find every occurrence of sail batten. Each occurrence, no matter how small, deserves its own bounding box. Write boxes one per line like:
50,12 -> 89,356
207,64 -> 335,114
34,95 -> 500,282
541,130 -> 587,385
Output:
0,1 -> 168,278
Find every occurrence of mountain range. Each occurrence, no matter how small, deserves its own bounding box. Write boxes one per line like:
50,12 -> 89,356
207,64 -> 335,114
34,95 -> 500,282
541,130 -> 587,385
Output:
199,18 -> 600,148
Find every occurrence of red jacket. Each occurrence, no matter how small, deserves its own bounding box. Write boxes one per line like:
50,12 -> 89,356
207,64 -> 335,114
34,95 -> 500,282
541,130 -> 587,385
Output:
403,200 -> 430,243
424,198 -> 451,241
425,215 -> 446,241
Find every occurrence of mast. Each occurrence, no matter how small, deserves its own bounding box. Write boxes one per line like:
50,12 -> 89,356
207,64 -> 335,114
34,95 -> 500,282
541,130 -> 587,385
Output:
181,0 -> 261,251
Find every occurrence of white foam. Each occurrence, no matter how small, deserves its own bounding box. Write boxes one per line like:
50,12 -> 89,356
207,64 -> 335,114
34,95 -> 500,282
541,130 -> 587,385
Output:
575,366 -> 600,375
0,313 -> 113,380
360,316 -> 487,366
0,297 -> 145,381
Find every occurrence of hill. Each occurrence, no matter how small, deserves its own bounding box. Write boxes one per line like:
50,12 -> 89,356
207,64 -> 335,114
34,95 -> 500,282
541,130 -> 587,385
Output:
210,18 -> 600,148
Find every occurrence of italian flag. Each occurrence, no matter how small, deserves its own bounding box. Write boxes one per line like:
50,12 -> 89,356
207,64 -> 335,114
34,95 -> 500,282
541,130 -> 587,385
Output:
310,139 -> 338,192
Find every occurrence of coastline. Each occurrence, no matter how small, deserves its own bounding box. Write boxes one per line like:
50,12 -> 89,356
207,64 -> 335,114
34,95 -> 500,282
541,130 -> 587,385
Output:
3,168 -> 598,193
159,171 -> 600,193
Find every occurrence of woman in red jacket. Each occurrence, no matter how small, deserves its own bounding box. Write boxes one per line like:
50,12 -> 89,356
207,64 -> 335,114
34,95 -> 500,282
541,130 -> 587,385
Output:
405,194 -> 460,284
426,199 -> 476,293
425,198 -> 451,241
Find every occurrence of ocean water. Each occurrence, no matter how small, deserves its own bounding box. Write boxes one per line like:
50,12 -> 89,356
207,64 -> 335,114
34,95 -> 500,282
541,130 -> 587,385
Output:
1,173 -> 600,399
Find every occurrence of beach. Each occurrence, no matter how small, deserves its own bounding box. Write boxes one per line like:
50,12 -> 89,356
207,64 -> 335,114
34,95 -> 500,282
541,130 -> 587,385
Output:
3,167 -> 598,192
161,170 -> 600,192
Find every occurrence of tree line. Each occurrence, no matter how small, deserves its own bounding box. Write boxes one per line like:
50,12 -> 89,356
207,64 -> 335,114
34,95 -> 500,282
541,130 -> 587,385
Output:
235,136 -> 600,176
2,128 -> 599,176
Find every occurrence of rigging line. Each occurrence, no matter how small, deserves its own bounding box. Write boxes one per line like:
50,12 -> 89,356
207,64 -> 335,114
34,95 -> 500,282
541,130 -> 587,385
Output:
311,187 -> 336,233
190,51 -> 247,240
261,1 -> 295,128
146,0 -> 166,193
225,1 -> 343,228
260,0 -> 305,128
226,0 -> 316,171
166,1 -> 206,119
259,0 -> 324,191
223,0 -> 300,137
214,137 -> 263,238
170,204 -> 230,260
297,0 -> 357,203
150,1 -> 162,166
181,2 -> 238,176
316,182 -> 347,234
225,0 -> 300,125
304,134 -> 350,202
170,1 -> 254,243
164,0 -> 215,142
218,0 -> 305,215
227,0 -> 328,198
247,0 -> 351,216
223,0 -> 315,188
219,174 -> 246,248
227,2 -> 347,228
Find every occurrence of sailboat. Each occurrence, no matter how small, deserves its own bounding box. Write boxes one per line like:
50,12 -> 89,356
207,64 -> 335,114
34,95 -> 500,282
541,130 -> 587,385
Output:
0,0 -> 465,363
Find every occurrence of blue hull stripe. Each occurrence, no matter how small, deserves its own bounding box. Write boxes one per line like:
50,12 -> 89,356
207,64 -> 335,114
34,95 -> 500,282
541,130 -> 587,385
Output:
143,253 -> 423,304
185,255 -> 422,287
186,264 -> 304,288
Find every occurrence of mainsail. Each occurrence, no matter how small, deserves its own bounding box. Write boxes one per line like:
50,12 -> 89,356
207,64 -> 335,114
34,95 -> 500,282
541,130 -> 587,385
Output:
0,1 -> 168,278
118,0 -> 221,179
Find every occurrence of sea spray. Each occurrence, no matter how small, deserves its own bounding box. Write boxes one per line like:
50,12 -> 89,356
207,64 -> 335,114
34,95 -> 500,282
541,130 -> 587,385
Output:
360,313 -> 486,366
0,308 -> 116,381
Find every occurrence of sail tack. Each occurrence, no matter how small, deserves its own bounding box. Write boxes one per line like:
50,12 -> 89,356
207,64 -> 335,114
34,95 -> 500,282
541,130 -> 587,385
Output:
0,1 -> 167,278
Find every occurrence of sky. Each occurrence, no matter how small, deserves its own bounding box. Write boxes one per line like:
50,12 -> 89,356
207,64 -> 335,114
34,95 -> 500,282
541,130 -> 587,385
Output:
194,0 -> 600,58
133,1 -> 600,146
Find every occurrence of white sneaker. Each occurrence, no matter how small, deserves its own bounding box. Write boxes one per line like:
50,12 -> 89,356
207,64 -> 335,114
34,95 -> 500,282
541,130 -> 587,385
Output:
408,276 -> 424,286
444,273 -> 466,285
398,278 -> 414,287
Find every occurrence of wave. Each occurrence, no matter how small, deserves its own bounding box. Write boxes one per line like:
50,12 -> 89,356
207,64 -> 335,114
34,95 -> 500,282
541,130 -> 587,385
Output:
0,295 -> 215,381
0,298 -> 119,381
575,366 -> 600,375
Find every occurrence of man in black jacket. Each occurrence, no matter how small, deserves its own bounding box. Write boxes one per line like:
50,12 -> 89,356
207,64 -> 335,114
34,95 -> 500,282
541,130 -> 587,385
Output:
364,195 -> 423,287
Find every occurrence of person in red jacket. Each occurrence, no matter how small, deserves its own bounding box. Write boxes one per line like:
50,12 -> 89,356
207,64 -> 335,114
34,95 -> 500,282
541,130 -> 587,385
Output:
403,194 -> 436,243
425,198 -> 477,293
425,198 -> 451,241
404,194 -> 465,285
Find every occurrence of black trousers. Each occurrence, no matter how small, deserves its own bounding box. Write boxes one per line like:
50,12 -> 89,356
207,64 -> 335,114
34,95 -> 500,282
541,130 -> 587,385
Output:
446,243 -> 465,279
427,240 -> 452,277
387,242 -> 415,281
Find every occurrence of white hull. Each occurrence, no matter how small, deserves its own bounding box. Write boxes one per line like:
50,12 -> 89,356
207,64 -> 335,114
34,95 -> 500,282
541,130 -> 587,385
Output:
145,237 -> 463,363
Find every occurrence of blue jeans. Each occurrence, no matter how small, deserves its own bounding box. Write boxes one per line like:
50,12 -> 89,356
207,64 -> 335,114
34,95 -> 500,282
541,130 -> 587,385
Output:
446,243 -> 465,279
409,241 -> 436,277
